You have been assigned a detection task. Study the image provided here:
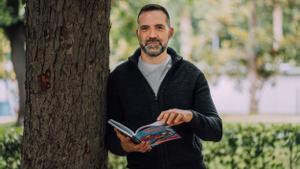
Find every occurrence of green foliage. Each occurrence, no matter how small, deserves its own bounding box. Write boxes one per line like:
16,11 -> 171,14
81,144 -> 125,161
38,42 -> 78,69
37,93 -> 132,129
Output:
110,0 -> 300,78
1,124 -> 300,168
0,0 -> 24,27
203,123 -> 300,169
107,123 -> 300,169
108,153 -> 127,169
0,29 -> 8,62
0,28 -> 14,79
0,0 -> 15,26
0,126 -> 22,169
110,0 -> 144,63
110,1 -> 299,114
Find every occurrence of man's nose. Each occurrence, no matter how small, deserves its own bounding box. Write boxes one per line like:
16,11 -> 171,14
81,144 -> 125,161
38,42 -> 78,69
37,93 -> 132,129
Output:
149,29 -> 158,38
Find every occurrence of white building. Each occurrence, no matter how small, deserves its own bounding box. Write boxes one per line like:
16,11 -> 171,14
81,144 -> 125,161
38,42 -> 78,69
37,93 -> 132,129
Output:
210,75 -> 300,115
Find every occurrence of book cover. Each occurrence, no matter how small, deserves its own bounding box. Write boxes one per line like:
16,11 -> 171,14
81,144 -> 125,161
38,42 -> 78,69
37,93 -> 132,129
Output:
108,119 -> 181,147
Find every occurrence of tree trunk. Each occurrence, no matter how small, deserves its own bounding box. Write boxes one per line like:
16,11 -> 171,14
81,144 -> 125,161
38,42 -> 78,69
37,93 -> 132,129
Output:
247,0 -> 260,114
272,3 -> 283,50
180,7 -> 192,60
4,22 -> 26,125
248,70 -> 264,114
22,0 -> 111,169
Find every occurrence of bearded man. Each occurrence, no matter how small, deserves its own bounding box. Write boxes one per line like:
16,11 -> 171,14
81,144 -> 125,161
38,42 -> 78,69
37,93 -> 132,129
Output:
106,4 -> 222,169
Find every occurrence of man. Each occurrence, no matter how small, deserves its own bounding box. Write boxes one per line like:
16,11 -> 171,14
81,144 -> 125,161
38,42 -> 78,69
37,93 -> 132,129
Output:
106,4 -> 222,169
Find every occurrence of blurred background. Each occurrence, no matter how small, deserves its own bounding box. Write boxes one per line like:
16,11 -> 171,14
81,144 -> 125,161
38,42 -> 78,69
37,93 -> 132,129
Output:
1,0 -> 300,122
0,0 -> 299,168
108,0 -> 300,119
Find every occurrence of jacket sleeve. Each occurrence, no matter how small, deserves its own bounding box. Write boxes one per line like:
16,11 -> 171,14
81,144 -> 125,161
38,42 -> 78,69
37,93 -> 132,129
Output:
189,72 -> 223,141
105,72 -> 128,156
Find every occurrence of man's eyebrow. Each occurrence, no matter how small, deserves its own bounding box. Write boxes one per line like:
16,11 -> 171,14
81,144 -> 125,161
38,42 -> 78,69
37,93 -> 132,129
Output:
139,24 -> 166,27
155,24 -> 165,27
139,25 -> 149,28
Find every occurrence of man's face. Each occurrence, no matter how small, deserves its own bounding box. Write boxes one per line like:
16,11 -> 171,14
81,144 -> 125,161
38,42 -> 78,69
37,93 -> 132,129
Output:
137,10 -> 174,57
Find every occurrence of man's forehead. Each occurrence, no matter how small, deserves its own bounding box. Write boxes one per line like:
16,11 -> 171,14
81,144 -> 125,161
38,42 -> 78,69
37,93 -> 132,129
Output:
138,10 -> 168,25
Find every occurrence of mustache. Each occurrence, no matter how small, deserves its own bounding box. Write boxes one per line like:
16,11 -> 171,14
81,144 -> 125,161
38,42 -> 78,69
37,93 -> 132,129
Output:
146,38 -> 161,45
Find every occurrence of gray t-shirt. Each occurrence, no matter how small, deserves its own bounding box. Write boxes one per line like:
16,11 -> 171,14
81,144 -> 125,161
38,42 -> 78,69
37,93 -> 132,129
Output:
138,55 -> 172,96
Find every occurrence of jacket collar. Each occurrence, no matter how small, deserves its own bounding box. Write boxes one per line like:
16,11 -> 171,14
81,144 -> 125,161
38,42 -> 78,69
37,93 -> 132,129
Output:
128,47 -> 183,65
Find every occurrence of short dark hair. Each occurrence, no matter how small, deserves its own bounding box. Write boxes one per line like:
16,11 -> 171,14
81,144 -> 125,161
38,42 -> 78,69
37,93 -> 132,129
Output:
137,4 -> 171,26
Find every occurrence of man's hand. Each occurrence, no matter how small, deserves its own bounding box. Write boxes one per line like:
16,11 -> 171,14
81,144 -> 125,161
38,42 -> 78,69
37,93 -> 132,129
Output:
157,108 -> 193,126
114,128 -> 151,153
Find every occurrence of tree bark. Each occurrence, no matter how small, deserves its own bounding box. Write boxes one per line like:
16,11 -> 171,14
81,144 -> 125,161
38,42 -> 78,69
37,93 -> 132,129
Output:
180,7 -> 192,60
248,70 -> 264,114
272,3 -> 283,50
247,0 -> 260,114
22,0 -> 111,169
4,22 -> 26,125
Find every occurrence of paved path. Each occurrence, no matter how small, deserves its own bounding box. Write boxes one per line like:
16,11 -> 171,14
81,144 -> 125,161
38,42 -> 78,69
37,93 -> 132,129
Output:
0,116 -> 17,124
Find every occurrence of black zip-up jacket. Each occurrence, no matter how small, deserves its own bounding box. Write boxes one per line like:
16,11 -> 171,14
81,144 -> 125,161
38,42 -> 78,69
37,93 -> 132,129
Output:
106,47 -> 222,169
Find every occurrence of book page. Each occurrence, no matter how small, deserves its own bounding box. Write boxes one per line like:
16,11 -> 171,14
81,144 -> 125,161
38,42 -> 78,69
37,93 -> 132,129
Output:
135,121 -> 165,134
108,119 -> 135,137
135,124 -> 181,147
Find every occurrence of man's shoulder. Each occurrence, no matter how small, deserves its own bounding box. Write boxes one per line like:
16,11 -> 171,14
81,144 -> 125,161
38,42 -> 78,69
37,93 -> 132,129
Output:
110,60 -> 131,74
109,60 -> 136,83
180,59 -> 203,75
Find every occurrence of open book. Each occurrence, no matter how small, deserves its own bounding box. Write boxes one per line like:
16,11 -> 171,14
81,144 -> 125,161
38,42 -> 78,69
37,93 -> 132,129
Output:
108,119 -> 181,147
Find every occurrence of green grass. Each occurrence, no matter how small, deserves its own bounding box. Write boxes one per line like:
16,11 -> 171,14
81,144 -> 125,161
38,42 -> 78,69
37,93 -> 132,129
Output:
0,122 -> 18,137
0,122 -> 16,128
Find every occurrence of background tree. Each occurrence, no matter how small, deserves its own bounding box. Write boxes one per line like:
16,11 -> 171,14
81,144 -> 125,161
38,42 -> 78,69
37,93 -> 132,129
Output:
21,0 -> 110,169
279,0 -> 300,64
187,0 -> 300,114
0,29 -> 11,78
0,0 -> 25,124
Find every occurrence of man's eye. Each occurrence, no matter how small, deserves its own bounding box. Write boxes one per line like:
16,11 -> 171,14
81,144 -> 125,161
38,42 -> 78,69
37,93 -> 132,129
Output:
140,27 -> 148,31
157,26 -> 164,30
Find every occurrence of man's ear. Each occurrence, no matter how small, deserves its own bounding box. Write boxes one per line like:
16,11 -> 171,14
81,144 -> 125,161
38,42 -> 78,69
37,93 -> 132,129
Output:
169,27 -> 174,38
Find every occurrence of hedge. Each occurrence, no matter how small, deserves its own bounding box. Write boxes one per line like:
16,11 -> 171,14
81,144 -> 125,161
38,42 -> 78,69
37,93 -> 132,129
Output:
0,127 -> 22,169
203,123 -> 300,169
1,123 -> 300,169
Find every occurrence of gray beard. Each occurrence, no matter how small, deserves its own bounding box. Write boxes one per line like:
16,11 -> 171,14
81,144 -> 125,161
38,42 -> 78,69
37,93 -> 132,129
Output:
140,41 -> 167,57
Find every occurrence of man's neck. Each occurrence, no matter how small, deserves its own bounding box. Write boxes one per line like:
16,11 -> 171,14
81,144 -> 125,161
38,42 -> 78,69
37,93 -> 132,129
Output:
140,50 -> 168,64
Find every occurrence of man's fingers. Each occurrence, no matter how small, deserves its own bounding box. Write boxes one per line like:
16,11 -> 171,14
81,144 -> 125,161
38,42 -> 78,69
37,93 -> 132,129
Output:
137,142 -> 151,153
132,141 -> 151,153
114,129 -> 122,138
166,112 -> 177,124
169,114 -> 184,126
161,111 -> 173,123
114,129 -> 152,153
161,113 -> 170,123
157,111 -> 166,121
143,142 -> 151,152
174,113 -> 183,123
137,142 -> 147,152
133,141 -> 145,151
158,108 -> 194,126
114,128 -> 129,142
